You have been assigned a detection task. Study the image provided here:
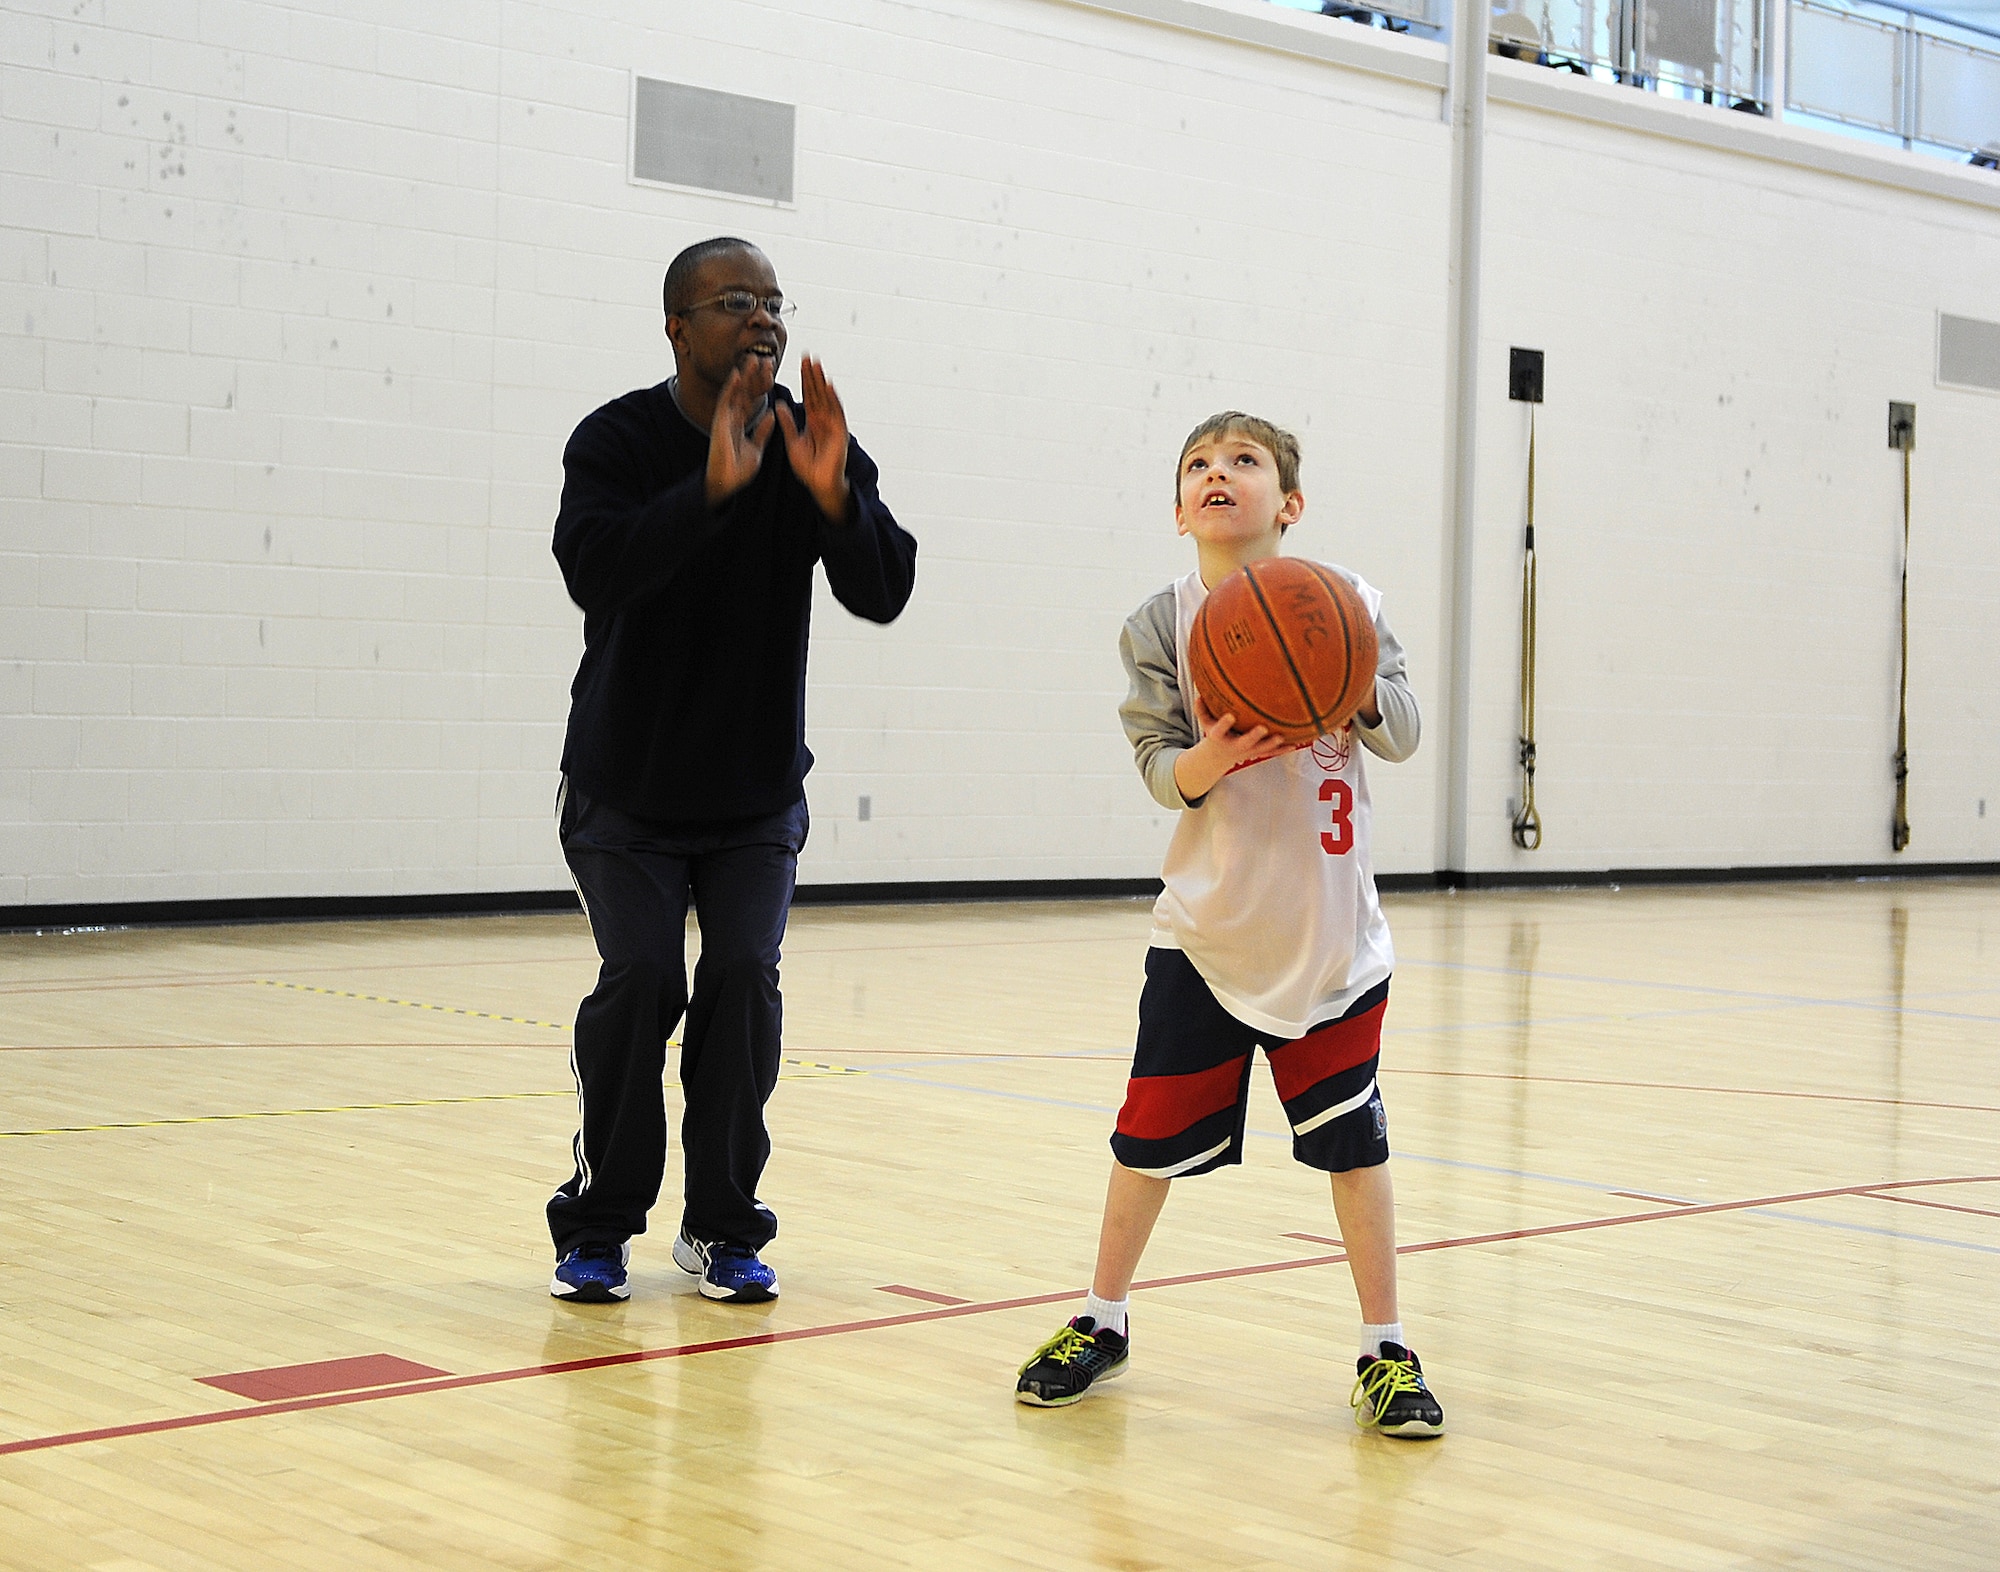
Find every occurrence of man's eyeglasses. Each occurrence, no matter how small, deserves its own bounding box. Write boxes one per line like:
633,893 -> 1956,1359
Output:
680,291 -> 797,320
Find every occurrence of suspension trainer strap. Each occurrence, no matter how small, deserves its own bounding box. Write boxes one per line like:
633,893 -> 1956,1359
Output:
1512,405 -> 1543,851
1892,444 -> 1911,852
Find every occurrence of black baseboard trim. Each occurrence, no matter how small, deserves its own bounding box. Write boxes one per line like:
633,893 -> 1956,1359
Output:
0,889 -> 585,934
6,861 -> 1996,933
0,880 -> 1165,934
790,877 -> 1162,906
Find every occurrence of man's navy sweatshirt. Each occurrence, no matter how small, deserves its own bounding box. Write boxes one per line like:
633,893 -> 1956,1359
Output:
553,378 -> 917,824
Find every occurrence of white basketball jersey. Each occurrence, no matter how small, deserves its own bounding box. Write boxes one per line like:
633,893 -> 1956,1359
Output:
1149,565 -> 1395,1038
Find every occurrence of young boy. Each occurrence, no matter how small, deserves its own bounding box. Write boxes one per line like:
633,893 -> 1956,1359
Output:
1013,412 -> 1443,1438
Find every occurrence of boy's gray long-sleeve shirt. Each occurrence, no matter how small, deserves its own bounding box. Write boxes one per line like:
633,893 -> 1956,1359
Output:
1118,580 -> 1420,812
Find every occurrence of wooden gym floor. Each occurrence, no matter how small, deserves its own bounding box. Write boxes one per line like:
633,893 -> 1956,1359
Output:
0,881 -> 1995,1569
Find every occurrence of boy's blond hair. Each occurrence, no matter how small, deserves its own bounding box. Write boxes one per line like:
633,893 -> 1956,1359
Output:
1176,411 -> 1302,499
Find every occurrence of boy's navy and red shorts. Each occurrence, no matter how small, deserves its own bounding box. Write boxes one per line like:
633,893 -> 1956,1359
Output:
1110,947 -> 1390,1179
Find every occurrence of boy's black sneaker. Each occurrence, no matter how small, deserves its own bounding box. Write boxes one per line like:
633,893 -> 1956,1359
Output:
1350,1342 -> 1445,1437
1015,1315 -> 1130,1406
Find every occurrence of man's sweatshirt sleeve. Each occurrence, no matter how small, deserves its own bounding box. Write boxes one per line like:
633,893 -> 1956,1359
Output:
816,437 -> 917,625
551,409 -> 723,616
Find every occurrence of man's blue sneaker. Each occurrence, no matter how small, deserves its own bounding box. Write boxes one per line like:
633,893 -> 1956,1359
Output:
550,1241 -> 630,1302
672,1228 -> 779,1302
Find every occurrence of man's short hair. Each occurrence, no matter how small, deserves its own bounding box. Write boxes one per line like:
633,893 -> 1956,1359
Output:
663,236 -> 760,318
1176,411 -> 1303,498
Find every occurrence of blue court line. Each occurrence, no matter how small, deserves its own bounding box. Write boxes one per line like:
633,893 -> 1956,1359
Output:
859,987 -> 1983,1064
1386,1147 -> 1689,1195
851,995 -> 2000,1079
1393,956 -> 2000,1025
868,1069 -> 1119,1121
867,1064 -> 1698,1194
856,998 -> 1860,1067
1377,1004 -> 1828,1038
1394,997 -> 2000,1033
1738,1205 -> 2000,1257
863,1068 -> 2000,1257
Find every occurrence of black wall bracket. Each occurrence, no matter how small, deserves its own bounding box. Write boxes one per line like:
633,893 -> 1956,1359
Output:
1509,347 -> 1544,404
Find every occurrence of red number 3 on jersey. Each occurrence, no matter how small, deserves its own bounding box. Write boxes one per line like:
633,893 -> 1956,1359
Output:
1319,778 -> 1353,856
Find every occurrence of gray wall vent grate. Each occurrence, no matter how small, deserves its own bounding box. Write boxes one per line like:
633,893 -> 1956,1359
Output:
631,77 -> 794,203
1937,313 -> 2000,394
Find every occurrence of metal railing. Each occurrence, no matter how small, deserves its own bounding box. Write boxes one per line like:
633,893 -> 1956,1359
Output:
1502,0 -> 1768,103
1291,0 -> 1449,35
1788,1 -> 2000,151
1272,0 -> 2000,158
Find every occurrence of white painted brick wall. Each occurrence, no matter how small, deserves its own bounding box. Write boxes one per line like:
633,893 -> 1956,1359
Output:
1471,64 -> 2000,871
2,0 -> 1995,909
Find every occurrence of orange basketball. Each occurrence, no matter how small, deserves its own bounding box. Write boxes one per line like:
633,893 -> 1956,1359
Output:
1186,558 -> 1378,745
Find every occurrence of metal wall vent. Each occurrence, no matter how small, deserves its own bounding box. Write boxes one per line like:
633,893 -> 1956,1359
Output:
1937,312 -> 2000,394
631,77 -> 794,203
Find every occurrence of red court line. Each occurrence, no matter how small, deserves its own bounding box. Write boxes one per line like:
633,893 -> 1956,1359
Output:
0,1296 -> 1081,1459
1609,1191 -> 1696,1206
1866,1191 -> 2000,1221
877,1285 -> 972,1306
3,1172 -> 1992,1459
1382,1067 -> 2000,1118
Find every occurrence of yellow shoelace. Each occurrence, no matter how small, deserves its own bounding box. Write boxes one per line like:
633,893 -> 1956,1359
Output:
1350,1356 -> 1422,1428
1020,1325 -> 1094,1374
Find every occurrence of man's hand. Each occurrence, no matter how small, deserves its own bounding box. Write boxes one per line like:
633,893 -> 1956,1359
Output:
1172,697 -> 1293,802
776,355 -> 852,522
705,356 -> 777,507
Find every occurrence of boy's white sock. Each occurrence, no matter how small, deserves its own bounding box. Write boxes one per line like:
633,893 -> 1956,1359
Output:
1360,1321 -> 1406,1362
1084,1292 -> 1129,1337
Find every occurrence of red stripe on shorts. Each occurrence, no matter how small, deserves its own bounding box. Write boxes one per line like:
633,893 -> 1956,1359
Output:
1266,1002 -> 1384,1104
1115,1056 -> 1248,1142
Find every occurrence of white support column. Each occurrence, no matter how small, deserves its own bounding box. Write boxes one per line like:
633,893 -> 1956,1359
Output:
1767,0 -> 1790,120
1900,9 -> 1918,148
1440,0 -> 1489,876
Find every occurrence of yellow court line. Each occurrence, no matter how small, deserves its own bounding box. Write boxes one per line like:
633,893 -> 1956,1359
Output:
1,1090 -> 571,1138
0,1060 -> 865,1138
255,978 -> 573,1031
251,980 -> 865,1076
